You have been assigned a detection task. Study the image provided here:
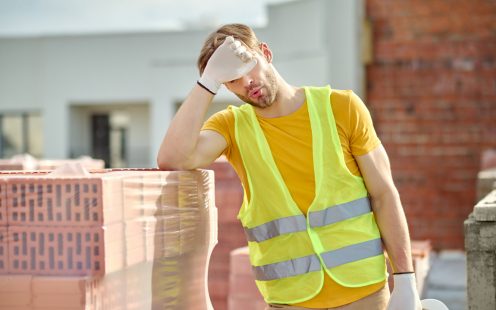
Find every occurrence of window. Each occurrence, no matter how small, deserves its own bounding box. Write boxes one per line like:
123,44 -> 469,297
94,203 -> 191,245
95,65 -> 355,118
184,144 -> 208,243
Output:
0,113 -> 43,158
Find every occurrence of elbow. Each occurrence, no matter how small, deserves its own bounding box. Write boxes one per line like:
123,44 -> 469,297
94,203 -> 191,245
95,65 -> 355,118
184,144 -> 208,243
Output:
156,154 -> 194,171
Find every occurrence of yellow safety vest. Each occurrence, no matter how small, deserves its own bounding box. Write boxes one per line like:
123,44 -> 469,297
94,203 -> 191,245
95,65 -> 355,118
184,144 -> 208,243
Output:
231,86 -> 387,304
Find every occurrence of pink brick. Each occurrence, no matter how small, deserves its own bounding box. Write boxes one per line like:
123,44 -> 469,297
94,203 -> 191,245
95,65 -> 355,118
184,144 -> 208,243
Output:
32,276 -> 96,294
122,175 -> 145,220
99,268 -> 127,310
6,178 -> 103,226
0,159 -> 25,171
37,158 -> 105,171
0,275 -> 32,292
0,226 -> 7,273
124,219 -> 146,266
228,295 -> 266,310
1,170 -> 131,226
228,246 -> 265,309
8,223 -> 124,276
0,180 -> 6,225
229,247 -> 253,276
0,292 -> 31,306
141,172 -> 179,217
32,293 -> 88,308
229,273 -> 260,297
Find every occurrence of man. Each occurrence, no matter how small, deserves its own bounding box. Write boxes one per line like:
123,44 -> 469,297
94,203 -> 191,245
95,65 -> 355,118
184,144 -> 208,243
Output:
157,24 -> 421,310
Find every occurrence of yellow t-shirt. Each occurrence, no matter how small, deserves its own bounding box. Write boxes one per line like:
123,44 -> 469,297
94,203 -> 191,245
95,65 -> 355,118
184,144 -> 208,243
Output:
202,89 -> 385,308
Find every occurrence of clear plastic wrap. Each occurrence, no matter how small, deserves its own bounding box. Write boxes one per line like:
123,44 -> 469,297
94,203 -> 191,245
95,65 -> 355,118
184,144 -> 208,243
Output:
0,166 -> 218,309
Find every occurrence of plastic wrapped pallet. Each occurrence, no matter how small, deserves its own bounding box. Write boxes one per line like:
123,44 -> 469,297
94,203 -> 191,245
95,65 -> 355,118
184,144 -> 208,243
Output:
0,166 -> 218,309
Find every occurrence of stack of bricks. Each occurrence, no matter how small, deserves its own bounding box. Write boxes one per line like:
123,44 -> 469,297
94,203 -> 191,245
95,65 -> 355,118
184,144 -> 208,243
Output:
0,167 -> 217,309
207,159 -> 246,310
0,156 -> 104,171
36,158 -> 105,171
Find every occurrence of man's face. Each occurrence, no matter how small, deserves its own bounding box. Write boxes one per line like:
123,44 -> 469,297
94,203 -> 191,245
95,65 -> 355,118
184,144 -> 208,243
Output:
224,50 -> 278,109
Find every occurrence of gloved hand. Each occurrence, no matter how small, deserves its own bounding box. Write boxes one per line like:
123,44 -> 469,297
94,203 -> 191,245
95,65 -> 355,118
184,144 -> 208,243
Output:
198,36 -> 257,95
387,273 -> 422,310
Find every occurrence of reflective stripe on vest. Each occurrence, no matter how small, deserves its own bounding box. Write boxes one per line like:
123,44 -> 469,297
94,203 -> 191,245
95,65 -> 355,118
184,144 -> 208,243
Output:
252,238 -> 383,281
244,197 -> 371,242
253,254 -> 322,281
245,215 -> 307,242
309,197 -> 372,228
321,238 -> 383,269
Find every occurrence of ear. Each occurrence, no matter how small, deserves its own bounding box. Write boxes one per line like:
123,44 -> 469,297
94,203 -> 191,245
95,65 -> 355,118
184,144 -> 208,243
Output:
259,42 -> 273,63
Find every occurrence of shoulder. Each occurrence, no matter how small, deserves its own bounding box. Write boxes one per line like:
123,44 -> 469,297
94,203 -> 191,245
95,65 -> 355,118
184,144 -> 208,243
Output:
330,89 -> 371,120
203,107 -> 236,132
330,89 -> 364,110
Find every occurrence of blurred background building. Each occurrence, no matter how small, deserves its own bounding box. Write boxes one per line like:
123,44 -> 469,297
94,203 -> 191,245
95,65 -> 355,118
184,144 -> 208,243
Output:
0,0 -> 495,308
0,0 -> 365,169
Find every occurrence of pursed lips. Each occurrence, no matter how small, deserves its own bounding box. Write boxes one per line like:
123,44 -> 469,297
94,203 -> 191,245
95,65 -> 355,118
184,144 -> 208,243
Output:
248,86 -> 262,99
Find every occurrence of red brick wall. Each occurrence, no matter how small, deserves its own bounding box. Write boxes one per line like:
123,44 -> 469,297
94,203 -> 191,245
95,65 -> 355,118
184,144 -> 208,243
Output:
366,0 -> 496,249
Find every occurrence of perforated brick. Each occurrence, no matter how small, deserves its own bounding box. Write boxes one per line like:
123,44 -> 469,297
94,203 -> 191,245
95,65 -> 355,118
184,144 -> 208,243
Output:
0,227 -> 7,273
8,224 -> 123,276
3,171 -> 126,226
6,178 -> 104,226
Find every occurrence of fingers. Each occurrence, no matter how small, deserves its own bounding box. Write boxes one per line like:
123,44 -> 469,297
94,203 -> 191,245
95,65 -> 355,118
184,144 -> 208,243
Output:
225,36 -> 254,63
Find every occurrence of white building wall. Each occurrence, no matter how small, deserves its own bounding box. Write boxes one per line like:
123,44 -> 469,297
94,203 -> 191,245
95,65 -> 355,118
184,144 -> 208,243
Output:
0,0 -> 365,167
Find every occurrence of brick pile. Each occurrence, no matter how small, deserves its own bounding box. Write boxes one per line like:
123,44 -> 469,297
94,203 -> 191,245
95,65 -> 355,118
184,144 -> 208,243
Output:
0,167 -> 217,309
0,156 -> 104,171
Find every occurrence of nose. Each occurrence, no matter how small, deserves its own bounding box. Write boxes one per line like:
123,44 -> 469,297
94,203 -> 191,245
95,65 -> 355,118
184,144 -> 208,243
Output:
240,75 -> 253,89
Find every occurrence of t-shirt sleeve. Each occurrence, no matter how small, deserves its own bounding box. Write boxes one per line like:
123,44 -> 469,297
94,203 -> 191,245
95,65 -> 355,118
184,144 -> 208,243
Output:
201,109 -> 233,158
347,92 -> 382,156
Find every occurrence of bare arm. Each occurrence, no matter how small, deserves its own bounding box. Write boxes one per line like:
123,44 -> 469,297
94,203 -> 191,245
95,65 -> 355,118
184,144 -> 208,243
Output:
157,84 -> 227,170
355,145 -> 414,273
157,36 -> 256,170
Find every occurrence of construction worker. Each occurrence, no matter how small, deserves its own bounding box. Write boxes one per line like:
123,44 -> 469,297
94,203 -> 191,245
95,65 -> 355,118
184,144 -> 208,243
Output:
157,24 -> 422,310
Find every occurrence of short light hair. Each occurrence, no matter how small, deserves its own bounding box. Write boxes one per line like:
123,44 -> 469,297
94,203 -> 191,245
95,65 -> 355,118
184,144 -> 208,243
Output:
197,24 -> 262,75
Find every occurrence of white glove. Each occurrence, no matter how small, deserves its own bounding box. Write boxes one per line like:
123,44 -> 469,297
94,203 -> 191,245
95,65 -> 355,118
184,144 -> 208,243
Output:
198,36 -> 257,95
421,299 -> 449,310
387,273 -> 422,310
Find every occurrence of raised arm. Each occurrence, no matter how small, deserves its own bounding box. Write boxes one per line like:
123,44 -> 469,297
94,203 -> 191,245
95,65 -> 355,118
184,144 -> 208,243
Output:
157,85 -> 225,170
157,36 -> 256,170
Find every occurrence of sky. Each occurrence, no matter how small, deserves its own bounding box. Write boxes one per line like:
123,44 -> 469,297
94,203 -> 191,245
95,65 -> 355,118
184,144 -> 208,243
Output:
0,0 -> 294,37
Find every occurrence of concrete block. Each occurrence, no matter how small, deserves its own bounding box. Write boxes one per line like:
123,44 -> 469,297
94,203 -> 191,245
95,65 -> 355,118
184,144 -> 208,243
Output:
466,250 -> 496,310
465,215 -> 496,251
474,190 -> 496,222
465,199 -> 496,310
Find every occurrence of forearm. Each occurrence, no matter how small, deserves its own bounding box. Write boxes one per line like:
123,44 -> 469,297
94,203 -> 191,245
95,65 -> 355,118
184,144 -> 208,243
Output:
157,84 -> 213,170
372,189 -> 414,273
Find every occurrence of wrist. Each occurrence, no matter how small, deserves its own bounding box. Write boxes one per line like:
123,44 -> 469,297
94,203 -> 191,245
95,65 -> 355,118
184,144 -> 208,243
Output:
198,75 -> 220,95
197,81 -> 216,95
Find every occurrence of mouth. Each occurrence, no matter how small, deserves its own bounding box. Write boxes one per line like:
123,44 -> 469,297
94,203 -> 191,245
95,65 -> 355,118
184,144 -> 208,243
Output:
248,86 -> 263,99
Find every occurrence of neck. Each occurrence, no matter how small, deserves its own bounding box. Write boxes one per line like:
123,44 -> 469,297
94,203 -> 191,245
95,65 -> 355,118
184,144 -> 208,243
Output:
254,71 -> 305,118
